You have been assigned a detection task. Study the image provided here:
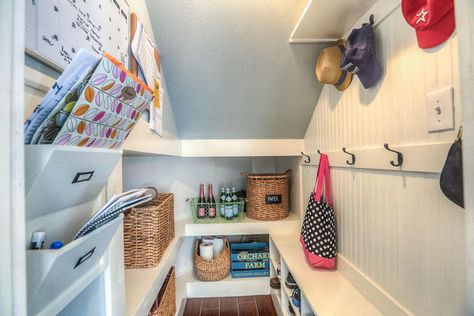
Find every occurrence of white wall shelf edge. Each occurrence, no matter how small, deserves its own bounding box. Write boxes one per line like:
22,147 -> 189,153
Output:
289,0 -> 400,44
181,139 -> 305,157
123,127 -> 304,157
178,212 -> 300,237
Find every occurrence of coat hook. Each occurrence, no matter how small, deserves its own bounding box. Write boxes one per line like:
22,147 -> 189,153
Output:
369,14 -> 375,26
383,143 -> 403,167
301,152 -> 310,164
342,147 -> 356,165
317,149 -> 322,155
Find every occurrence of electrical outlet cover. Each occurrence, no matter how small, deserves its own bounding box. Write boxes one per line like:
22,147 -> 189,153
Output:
426,86 -> 454,132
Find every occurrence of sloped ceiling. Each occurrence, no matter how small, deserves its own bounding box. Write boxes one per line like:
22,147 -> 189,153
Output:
145,0 -> 325,139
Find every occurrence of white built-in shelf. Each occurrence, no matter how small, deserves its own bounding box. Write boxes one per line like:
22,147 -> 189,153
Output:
290,0 -> 399,43
123,119 -> 304,157
125,237 -> 184,316
271,233 -> 381,316
178,271 -> 271,298
177,213 -> 300,237
180,139 -> 304,157
123,119 -> 181,157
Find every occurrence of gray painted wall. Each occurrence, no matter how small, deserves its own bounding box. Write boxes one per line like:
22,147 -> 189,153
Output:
145,0 -> 325,139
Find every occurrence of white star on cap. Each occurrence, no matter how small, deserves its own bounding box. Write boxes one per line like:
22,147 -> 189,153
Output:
416,8 -> 428,24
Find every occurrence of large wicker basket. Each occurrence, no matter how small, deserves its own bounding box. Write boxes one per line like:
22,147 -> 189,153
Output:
194,239 -> 230,281
149,266 -> 176,316
246,170 -> 290,221
124,193 -> 175,269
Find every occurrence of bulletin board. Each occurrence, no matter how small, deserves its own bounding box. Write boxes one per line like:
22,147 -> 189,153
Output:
25,0 -> 130,70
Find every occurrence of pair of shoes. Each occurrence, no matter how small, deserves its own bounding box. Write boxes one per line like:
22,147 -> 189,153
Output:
285,272 -> 297,289
291,287 -> 301,309
270,277 -> 281,289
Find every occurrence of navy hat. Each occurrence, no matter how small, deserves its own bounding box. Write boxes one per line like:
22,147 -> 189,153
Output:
341,24 -> 382,89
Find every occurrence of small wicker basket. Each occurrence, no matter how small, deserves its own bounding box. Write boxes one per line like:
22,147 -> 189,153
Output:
194,239 -> 230,281
245,169 -> 291,221
123,193 -> 175,269
148,266 -> 176,316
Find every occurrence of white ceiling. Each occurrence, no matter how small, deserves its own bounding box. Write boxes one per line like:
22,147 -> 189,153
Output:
145,0 -> 325,139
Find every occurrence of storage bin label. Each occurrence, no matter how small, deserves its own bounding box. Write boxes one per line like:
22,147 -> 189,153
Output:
231,260 -> 269,270
265,194 -> 282,204
231,269 -> 270,278
74,247 -> 95,269
231,251 -> 269,262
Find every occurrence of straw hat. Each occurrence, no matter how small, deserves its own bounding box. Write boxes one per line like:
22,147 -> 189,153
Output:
315,39 -> 352,91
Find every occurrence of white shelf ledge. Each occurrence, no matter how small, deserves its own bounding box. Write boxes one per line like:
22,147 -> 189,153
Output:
123,120 -> 303,157
178,271 -> 271,298
124,237 -> 184,316
123,119 -> 181,157
289,0 -> 399,44
271,233 -> 381,316
178,213 -> 300,237
180,139 -> 304,157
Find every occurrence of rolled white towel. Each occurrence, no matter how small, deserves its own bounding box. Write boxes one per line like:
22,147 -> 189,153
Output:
212,236 -> 225,258
199,242 -> 214,261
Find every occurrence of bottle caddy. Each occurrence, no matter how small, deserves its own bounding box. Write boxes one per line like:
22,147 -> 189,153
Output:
190,184 -> 245,223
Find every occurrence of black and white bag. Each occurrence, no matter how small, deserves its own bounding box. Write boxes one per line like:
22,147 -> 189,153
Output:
300,153 -> 337,269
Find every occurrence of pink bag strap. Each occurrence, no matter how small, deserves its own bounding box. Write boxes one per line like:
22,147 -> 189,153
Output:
313,154 -> 333,206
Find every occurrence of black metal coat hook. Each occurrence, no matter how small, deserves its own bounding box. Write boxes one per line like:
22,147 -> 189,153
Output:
369,14 -> 375,26
342,147 -> 356,165
384,143 -> 403,167
317,149 -> 322,155
301,152 -> 310,164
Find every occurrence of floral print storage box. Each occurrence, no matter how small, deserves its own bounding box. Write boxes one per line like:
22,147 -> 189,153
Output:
53,53 -> 153,149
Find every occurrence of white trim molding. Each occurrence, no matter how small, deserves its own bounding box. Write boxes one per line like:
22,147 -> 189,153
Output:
0,0 -> 26,315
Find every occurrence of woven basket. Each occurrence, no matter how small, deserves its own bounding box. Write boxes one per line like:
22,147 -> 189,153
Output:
245,169 -> 290,221
124,193 -> 175,269
194,239 -> 230,281
149,266 -> 176,316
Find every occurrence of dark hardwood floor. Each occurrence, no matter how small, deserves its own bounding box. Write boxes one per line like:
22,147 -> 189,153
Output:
183,295 -> 277,316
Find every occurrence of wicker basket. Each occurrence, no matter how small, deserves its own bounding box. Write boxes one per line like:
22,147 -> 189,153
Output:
124,193 -> 175,269
149,266 -> 176,316
245,169 -> 290,221
194,239 -> 230,281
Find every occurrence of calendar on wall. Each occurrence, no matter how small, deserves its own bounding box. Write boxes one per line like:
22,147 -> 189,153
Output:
25,0 -> 130,70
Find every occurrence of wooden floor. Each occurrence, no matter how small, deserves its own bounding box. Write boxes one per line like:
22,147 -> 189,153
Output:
183,295 -> 277,316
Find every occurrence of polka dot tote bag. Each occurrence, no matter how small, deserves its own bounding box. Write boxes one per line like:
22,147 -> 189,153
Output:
300,153 -> 336,269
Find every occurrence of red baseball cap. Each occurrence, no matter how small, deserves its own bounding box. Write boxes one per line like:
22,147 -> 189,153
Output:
401,0 -> 455,49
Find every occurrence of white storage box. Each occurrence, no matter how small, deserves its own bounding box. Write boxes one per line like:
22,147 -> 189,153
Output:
25,145 -> 122,219
27,215 -> 123,316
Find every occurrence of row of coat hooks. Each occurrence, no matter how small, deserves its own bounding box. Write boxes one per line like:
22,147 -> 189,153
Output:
300,143 -> 404,167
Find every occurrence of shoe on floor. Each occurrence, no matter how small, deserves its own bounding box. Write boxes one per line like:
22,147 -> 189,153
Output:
291,287 -> 301,309
270,277 -> 281,289
285,272 -> 297,289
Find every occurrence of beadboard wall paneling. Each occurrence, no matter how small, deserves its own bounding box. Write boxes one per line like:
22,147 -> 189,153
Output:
302,7 -> 465,316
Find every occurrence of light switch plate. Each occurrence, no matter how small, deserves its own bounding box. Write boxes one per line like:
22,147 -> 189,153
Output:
426,86 -> 454,132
